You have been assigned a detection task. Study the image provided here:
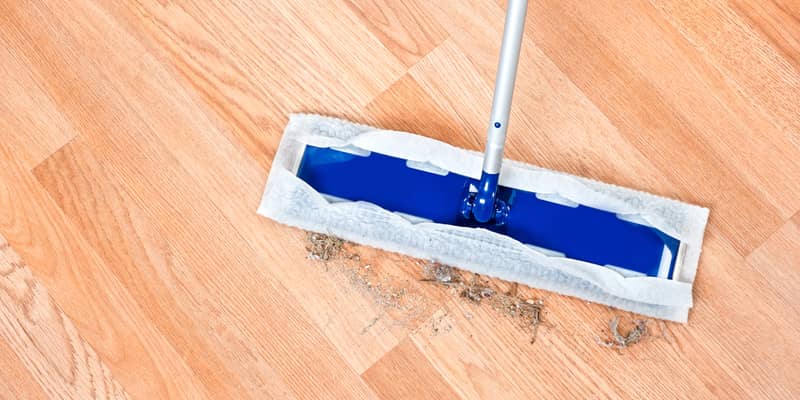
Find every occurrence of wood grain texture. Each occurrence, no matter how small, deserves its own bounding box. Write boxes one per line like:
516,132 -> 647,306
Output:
345,0 -> 448,67
0,234 -> 128,399
0,41 -> 75,170
1,0 -> 799,398
0,129 -> 212,398
362,338 -> 460,400
747,212 -> 800,315
0,314 -> 50,400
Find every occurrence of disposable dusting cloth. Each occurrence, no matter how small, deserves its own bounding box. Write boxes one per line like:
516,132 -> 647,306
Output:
258,114 -> 710,322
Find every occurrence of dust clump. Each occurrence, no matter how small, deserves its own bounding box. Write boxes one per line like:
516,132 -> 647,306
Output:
461,285 -> 495,303
490,295 -> 544,343
596,316 -> 648,350
422,262 -> 545,343
306,232 -> 344,261
422,263 -> 460,285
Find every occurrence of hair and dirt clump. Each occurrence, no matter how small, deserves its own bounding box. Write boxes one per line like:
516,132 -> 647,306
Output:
306,232 -> 344,261
422,262 -> 545,343
596,317 -> 649,350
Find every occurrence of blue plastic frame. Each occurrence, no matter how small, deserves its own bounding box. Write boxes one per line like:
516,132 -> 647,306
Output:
295,145 -> 681,278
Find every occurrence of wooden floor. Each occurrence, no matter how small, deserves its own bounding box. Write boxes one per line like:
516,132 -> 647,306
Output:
1,0 -> 799,398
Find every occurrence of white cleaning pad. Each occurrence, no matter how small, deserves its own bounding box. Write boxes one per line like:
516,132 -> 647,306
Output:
258,114 -> 709,322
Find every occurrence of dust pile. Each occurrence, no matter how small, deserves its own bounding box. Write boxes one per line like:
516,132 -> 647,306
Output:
305,233 -> 547,342
305,232 -> 432,332
422,261 -> 545,343
306,232 -> 344,261
305,232 -> 673,351
596,316 -> 649,350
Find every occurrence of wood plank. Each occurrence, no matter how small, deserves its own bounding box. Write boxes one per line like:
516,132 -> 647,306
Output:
410,300 -> 633,399
411,231 -> 800,399
0,140 -> 211,399
362,338 -> 460,400
746,212 -> 800,315
345,0 -> 449,67
0,334 -> 48,400
93,0 -> 408,168
727,0 -> 800,71
33,139 -> 293,399
0,39 -> 75,170
363,74 -> 469,147
679,231 -> 800,398
0,235 -> 128,399
650,0 -> 800,156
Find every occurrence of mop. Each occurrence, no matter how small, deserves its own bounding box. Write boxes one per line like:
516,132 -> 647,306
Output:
258,0 -> 709,322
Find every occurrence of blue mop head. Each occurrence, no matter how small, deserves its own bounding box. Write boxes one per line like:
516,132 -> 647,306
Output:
258,114 -> 709,322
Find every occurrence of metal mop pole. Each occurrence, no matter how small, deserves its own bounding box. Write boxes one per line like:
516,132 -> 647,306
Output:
469,0 -> 528,223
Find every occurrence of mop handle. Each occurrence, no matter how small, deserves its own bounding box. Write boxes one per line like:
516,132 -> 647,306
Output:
481,0 -> 528,175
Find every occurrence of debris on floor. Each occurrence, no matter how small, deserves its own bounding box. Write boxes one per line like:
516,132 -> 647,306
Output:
306,232 -> 344,261
596,316 -> 649,350
421,261 -> 545,343
304,232 -> 433,334
303,233 -> 667,350
461,285 -> 495,303
422,263 -> 460,285
342,255 -> 415,312
428,309 -> 453,336
304,234 -> 546,343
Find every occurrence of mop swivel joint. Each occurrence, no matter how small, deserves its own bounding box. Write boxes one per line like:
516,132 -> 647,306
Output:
461,172 -> 510,225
